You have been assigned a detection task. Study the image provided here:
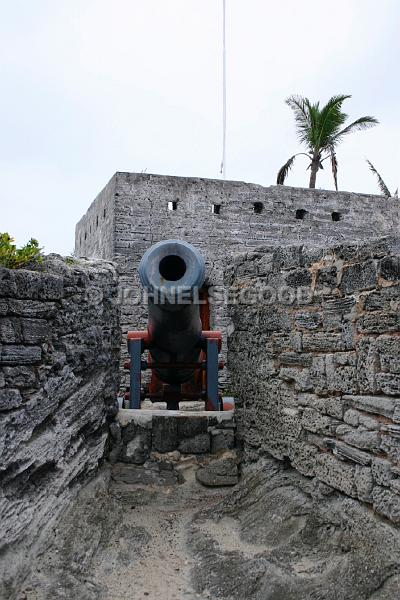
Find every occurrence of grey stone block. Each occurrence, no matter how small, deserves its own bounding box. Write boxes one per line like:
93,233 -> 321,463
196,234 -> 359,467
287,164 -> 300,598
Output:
316,265 -> 338,290
196,452 -> 239,486
6,299 -> 58,319
344,395 -> 396,418
0,317 -> 49,345
324,396 -> 344,419
2,366 -> 37,388
302,333 -> 346,352
354,465 -> 374,502
372,458 -> 395,487
210,429 -> 235,453
301,407 -> 338,435
340,260 -> 377,294
294,311 -> 322,330
376,373 -> 400,396
152,416 -> 178,453
124,433 -> 151,465
328,440 -> 372,466
390,479 -> 400,496
314,453 -> 357,497
343,409 -> 359,426
339,428 -> 380,452
177,415 -> 208,438
358,312 -> 398,334
372,486 -> 400,522
178,433 -> 210,454
379,256 -> 400,281
0,345 -> 42,365
0,389 -> 22,411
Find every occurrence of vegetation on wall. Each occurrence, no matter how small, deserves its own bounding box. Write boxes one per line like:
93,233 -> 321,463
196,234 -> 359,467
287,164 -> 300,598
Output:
0,233 -> 43,269
277,94 -> 378,189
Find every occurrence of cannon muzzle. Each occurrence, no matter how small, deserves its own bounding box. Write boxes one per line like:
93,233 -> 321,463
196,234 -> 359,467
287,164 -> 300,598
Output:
139,240 -> 205,386
138,239 -> 205,299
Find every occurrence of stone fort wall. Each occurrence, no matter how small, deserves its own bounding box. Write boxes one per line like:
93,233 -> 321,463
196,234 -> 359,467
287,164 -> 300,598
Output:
75,172 -> 400,390
0,256 -> 120,595
227,235 -> 400,523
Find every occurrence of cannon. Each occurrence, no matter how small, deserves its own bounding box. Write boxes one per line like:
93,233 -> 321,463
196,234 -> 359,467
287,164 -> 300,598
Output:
125,240 -> 223,410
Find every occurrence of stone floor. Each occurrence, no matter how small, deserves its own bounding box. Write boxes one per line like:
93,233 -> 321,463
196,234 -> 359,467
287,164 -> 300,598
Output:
13,454 -> 400,600
14,451 -> 238,600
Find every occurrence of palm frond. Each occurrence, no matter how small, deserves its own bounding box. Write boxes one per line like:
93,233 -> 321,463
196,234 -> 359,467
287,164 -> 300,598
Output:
317,94 -> 351,150
330,147 -> 338,191
277,155 -> 297,185
286,96 -> 312,146
334,116 -> 378,143
306,100 -> 321,149
366,160 -> 391,197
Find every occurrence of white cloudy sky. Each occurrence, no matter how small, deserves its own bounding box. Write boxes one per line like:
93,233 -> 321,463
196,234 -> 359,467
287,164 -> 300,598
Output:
1,0 -> 399,254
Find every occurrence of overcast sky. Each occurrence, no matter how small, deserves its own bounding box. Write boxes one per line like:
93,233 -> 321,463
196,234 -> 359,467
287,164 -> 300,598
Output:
1,0 -> 399,255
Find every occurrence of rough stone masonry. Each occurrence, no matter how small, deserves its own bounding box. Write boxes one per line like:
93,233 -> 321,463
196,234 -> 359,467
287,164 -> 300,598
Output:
0,255 -> 120,597
227,235 -> 400,524
74,172 -> 400,388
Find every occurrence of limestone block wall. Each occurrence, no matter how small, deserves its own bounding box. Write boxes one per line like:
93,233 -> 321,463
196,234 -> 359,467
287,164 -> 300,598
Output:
110,409 -> 236,464
226,236 -> 400,524
75,173 -> 400,389
0,256 -> 120,595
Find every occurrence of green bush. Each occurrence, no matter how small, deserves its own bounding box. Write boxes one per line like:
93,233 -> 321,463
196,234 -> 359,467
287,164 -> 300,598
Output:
0,233 -> 43,269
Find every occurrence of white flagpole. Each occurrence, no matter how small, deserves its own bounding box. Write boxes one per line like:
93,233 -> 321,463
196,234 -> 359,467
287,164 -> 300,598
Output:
220,0 -> 227,179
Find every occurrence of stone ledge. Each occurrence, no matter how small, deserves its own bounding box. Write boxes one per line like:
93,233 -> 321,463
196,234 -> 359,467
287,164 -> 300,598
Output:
113,408 -> 237,464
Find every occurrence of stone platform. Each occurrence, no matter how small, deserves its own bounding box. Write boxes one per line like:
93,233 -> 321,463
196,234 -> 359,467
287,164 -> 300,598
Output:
110,408 -> 237,465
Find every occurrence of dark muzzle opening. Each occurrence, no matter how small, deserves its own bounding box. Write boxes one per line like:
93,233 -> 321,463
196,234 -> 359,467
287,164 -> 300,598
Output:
159,255 -> 187,281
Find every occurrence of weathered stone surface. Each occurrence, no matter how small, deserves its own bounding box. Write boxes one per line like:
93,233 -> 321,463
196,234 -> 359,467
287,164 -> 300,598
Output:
354,465 -> 374,502
0,344 -> 42,365
338,427 -> 380,452
380,255 -> 400,281
227,236 -> 400,521
372,486 -> 400,522
0,388 -> 22,411
124,431 -> 151,465
111,462 -> 179,487
178,433 -> 210,454
376,373 -> 400,396
344,394 -> 396,418
191,458 -> 400,600
177,415 -> 208,438
371,457 -> 395,487
0,256 -> 120,596
340,260 -> 377,294
327,439 -> 372,466
210,429 -> 235,453
0,267 -> 64,300
152,416 -> 178,453
196,452 -> 239,487
314,453 -> 357,497
2,366 -> 37,389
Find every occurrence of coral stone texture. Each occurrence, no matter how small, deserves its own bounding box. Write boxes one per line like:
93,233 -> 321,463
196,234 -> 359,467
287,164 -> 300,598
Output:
75,172 -> 400,387
0,256 -> 120,598
227,236 -> 400,523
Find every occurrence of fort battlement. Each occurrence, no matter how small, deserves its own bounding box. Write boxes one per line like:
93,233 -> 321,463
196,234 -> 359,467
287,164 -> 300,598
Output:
75,172 -> 400,387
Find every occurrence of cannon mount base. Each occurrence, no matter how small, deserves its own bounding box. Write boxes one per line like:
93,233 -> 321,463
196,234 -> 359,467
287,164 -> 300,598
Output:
125,330 -> 223,411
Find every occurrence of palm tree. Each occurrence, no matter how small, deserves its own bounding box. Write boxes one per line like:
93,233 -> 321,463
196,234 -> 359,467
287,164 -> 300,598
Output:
366,160 -> 398,198
277,95 -> 378,190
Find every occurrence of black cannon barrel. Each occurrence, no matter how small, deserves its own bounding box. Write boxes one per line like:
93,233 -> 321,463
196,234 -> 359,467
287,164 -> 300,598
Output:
138,240 -> 205,385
